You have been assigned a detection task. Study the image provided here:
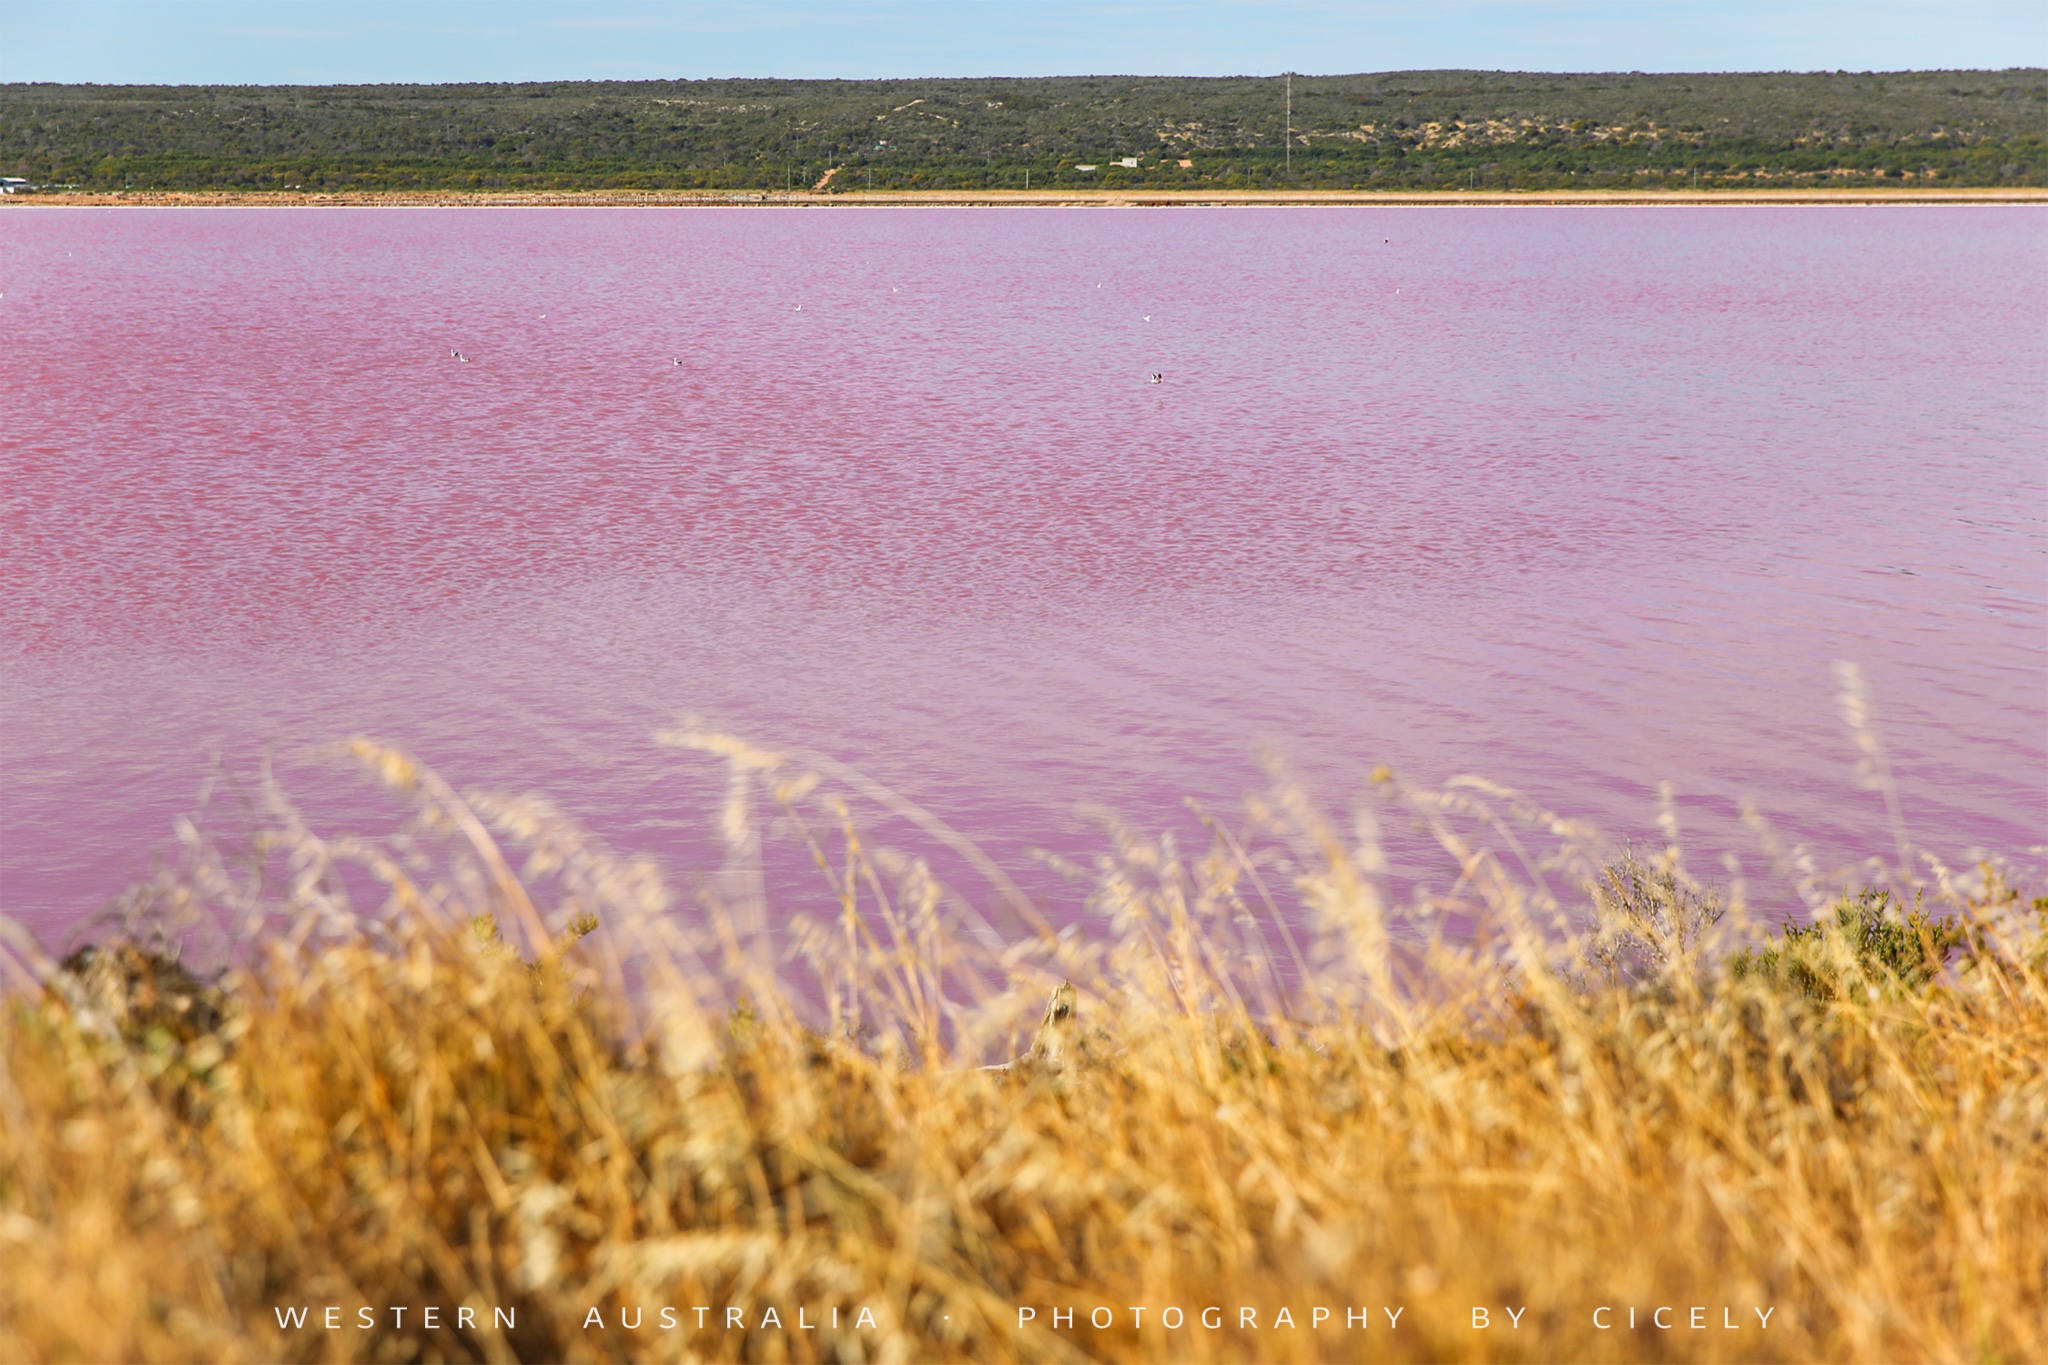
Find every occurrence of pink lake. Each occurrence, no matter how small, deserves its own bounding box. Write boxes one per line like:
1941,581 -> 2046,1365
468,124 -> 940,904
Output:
2,205 -> 2043,942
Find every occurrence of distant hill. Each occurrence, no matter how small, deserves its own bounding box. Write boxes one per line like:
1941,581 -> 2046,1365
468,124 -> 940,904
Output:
4,70 -> 2042,192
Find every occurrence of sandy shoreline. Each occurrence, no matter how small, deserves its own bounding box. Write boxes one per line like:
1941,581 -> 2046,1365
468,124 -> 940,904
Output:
6,187 -> 2043,208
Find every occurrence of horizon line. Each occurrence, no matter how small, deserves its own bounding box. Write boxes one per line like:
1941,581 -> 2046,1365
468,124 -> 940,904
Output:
10,66 -> 2047,90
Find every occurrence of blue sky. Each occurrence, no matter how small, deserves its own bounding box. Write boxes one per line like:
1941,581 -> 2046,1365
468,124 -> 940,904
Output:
3,1 -> 2040,84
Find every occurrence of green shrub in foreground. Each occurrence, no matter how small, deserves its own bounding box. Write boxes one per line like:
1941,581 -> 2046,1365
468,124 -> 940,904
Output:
1729,888 -> 1971,1001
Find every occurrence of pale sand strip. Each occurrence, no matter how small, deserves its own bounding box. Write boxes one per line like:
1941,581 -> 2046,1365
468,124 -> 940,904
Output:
6,187 -> 2044,209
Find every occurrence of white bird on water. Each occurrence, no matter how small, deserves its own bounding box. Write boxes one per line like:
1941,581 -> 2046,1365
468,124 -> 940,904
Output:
1148,373 -> 1163,384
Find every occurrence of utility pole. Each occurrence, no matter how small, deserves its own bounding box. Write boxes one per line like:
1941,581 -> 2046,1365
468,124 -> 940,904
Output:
1285,73 -> 1292,178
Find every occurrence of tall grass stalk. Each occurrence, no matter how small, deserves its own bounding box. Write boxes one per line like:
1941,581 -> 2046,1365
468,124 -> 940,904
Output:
2,731 -> 2043,1363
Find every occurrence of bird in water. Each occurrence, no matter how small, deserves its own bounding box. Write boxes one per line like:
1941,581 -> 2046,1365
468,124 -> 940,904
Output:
1148,373 -> 1163,384
673,357 -> 682,367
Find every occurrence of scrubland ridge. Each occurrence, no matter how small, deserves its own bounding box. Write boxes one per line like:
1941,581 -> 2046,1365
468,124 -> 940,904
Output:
4,69 -> 2042,195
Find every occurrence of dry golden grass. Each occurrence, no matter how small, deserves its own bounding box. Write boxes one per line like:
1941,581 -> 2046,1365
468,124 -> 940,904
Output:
2,727 -> 2044,1364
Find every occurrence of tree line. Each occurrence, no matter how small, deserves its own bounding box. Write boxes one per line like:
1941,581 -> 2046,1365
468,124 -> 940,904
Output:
4,69 -> 2041,192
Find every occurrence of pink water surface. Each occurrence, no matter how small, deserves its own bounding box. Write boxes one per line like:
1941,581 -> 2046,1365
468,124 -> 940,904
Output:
2,205 -> 2043,942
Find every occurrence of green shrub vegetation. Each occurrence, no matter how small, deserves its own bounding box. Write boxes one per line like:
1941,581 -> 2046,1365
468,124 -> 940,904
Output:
4,69 -> 2043,193
1731,887 -> 1977,1000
